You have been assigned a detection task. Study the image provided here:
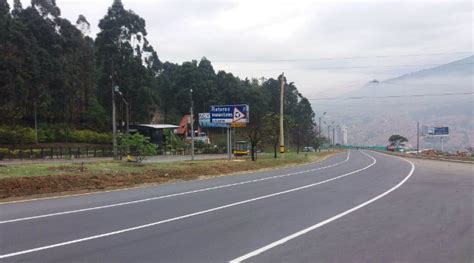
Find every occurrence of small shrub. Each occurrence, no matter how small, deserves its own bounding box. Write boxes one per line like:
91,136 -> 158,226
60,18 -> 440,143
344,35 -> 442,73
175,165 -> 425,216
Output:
119,133 -> 157,162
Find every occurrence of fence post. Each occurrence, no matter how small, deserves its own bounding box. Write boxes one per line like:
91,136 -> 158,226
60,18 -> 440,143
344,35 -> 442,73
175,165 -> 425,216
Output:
40,147 -> 44,159
30,147 -> 33,159
19,149 -> 23,160
59,147 -> 62,159
77,147 -> 80,158
50,147 -> 53,159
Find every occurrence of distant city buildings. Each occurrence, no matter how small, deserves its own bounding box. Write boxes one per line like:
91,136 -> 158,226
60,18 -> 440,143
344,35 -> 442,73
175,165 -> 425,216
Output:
334,125 -> 348,145
341,126 -> 348,145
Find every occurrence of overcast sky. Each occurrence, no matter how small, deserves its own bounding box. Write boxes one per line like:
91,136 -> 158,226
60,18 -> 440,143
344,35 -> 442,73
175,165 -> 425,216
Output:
12,0 -> 473,98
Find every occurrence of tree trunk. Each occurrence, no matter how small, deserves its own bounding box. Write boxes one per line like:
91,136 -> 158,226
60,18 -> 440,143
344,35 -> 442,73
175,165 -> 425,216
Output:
251,144 -> 256,161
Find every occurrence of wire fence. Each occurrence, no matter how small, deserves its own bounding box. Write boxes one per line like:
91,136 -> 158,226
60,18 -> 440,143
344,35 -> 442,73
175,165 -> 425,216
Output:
0,145 -> 223,161
0,146 -> 115,161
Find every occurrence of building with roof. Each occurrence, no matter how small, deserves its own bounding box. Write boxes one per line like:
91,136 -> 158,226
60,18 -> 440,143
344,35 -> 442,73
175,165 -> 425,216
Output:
130,124 -> 179,150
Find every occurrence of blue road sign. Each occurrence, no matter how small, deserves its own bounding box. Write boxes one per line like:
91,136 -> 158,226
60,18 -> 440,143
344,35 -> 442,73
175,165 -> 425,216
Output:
198,113 -> 227,128
428,127 -> 449,136
210,104 -> 249,124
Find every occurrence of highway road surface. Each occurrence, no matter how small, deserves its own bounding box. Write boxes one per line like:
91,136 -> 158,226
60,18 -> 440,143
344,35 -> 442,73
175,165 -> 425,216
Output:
0,150 -> 472,262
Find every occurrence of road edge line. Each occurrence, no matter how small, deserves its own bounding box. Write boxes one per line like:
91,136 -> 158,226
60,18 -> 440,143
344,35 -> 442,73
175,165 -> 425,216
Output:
229,151 -> 415,263
0,151 -> 374,259
0,152 -> 350,224
0,151 -> 343,205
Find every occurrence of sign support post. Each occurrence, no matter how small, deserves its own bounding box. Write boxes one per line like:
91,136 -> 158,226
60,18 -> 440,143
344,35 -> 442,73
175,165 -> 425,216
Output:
227,125 -> 232,160
440,136 -> 444,152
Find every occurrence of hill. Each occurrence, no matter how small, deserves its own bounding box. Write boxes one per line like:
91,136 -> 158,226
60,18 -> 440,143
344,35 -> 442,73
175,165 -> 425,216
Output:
318,56 -> 473,151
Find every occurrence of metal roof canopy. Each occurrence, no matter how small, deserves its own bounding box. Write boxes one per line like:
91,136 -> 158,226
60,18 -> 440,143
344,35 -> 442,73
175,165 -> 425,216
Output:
136,124 -> 179,129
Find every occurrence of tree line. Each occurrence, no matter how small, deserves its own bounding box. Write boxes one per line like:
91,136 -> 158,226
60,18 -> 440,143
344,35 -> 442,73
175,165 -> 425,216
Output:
0,0 -> 319,156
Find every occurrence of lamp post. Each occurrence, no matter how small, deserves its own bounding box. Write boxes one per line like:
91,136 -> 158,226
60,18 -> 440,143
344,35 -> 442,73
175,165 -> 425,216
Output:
114,86 -> 129,135
111,79 -> 118,160
332,126 -> 335,147
333,125 -> 340,147
318,112 -> 326,151
328,121 -> 335,147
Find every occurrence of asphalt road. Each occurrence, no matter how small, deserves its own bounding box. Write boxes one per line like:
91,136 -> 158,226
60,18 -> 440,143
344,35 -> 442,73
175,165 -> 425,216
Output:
0,150 -> 472,262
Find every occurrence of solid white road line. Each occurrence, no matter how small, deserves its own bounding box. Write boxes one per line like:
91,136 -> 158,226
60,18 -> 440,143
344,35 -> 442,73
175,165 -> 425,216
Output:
0,152 -> 351,224
0,154 -> 339,206
0,152 -> 375,259
229,152 -> 415,263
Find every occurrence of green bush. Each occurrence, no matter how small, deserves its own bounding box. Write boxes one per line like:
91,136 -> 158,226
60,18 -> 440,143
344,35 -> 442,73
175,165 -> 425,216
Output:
119,133 -> 156,162
0,125 -> 111,145
0,148 -> 45,159
69,130 -> 111,144
0,126 -> 36,144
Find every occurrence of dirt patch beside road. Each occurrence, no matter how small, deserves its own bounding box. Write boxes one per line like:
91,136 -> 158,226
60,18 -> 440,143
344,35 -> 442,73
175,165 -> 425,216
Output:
0,152 -> 336,200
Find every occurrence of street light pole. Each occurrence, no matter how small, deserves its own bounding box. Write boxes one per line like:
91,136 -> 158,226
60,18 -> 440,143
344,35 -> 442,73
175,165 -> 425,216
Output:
190,89 -> 195,161
125,100 -> 129,135
327,125 -> 331,147
279,73 -> 285,158
318,117 -> 322,151
416,121 -> 419,154
111,77 -> 118,160
318,112 -> 326,151
115,87 -> 129,136
34,102 -> 38,145
333,126 -> 335,148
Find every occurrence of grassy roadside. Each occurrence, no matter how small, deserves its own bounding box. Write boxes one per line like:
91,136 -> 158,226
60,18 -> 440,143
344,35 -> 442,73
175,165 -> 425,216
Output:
376,150 -> 474,164
0,151 -> 337,200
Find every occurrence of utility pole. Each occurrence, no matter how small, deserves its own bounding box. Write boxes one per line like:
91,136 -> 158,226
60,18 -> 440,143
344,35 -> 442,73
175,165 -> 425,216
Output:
328,125 -> 331,147
111,74 -> 118,160
190,89 -> 195,161
279,72 -> 285,158
115,86 -> 129,135
332,126 -> 335,148
318,112 -> 326,151
416,121 -> 419,154
34,102 -> 38,145
318,117 -> 322,151
125,100 -> 129,135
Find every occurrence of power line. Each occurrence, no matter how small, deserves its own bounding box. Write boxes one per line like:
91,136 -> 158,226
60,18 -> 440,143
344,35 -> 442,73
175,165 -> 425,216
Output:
309,92 -> 474,101
383,81 -> 463,88
224,62 -> 473,71
211,51 -> 472,63
312,100 -> 473,109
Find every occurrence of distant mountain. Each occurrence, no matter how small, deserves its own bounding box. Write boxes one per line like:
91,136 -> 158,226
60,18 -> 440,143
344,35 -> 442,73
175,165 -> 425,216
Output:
318,56 -> 473,151
391,55 -> 473,80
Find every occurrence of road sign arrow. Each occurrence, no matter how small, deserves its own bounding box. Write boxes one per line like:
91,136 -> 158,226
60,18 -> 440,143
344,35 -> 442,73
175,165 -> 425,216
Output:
233,107 -> 245,122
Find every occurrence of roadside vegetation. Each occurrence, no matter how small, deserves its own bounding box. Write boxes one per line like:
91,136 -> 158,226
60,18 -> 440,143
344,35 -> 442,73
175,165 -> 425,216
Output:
0,151 -> 335,200
1,0 -> 321,161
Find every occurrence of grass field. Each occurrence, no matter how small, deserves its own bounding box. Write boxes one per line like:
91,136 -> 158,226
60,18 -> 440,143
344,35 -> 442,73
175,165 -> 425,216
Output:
0,152 -> 337,199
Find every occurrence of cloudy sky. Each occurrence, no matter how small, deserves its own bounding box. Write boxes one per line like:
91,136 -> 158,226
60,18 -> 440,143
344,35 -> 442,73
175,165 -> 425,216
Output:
13,0 -> 473,98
